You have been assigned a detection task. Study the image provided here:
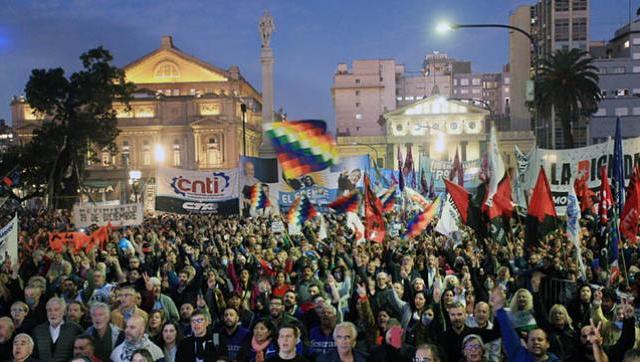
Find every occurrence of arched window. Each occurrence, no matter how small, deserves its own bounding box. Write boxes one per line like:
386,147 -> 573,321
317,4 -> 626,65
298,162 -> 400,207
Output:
154,62 -> 180,79
173,139 -> 181,166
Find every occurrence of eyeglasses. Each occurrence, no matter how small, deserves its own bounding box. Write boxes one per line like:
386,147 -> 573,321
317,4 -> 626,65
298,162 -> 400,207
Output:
413,357 -> 433,362
191,318 -> 206,324
464,344 -> 482,351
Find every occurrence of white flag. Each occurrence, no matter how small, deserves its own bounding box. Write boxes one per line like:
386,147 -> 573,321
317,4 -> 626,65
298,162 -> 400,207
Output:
346,212 -> 365,243
318,216 -> 328,241
486,124 -> 505,207
435,195 -> 460,239
0,215 -> 18,263
567,183 -> 586,280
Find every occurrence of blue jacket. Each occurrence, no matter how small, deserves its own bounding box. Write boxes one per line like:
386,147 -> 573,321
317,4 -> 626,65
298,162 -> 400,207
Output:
496,309 -> 561,362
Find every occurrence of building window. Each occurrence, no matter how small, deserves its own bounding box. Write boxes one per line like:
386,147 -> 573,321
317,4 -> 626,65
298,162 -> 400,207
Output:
472,88 -> 481,94
615,107 -> 629,116
460,89 -> 469,95
173,140 -> 181,166
572,18 -> 587,41
460,78 -> 469,86
355,90 -> 360,96
355,79 -> 360,84
633,88 -> 640,96
355,113 -> 363,120
625,40 -> 631,48
504,86 -> 510,93
154,62 -> 180,79
555,19 -> 570,41
634,37 -> 640,45
396,96 -> 403,101
453,79 -> 458,86
572,0 -> 587,10
142,140 -> 151,166
472,78 -> 481,86
555,0 -> 569,11
633,66 -> 640,73
633,53 -> 640,60
613,66 -> 626,74
206,136 -> 222,165
101,151 -> 111,166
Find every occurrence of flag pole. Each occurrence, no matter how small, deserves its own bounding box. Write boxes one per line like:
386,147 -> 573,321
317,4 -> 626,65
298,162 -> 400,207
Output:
616,215 -> 631,289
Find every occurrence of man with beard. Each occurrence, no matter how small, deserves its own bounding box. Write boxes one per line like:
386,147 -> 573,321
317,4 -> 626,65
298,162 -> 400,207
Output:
23,285 -> 46,324
267,296 -> 305,341
307,305 -> 338,359
575,303 -> 636,362
84,303 -> 124,362
67,301 -> 89,329
176,311 -> 222,362
179,302 -> 196,337
33,297 -> 83,362
59,278 -> 78,303
213,307 -> 250,361
111,315 -> 163,362
227,294 -> 254,329
170,268 -> 199,309
284,291 -> 304,321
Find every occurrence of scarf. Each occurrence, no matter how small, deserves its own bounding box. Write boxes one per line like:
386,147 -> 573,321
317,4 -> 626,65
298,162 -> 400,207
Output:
120,335 -> 152,361
251,337 -> 272,362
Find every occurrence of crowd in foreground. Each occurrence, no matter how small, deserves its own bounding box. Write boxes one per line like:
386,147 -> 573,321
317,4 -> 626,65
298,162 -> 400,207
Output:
2,208 -> 640,362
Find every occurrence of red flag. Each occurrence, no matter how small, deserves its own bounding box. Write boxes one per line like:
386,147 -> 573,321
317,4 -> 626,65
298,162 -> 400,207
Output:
525,167 -> 558,248
598,166 -> 613,225
482,176 -> 514,219
449,148 -> 464,186
574,174 -> 596,213
364,175 -> 385,243
88,225 -> 111,252
621,165 -> 640,243
444,179 -> 471,224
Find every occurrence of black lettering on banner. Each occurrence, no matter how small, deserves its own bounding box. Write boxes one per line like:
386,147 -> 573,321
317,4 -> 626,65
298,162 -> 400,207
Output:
561,163 -> 571,185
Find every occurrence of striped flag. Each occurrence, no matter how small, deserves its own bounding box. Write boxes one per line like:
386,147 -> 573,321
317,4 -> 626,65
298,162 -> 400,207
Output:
402,197 -> 440,240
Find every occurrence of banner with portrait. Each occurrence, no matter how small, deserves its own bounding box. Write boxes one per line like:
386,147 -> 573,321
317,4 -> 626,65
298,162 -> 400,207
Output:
523,137 -> 640,214
156,166 -> 239,214
239,156 -> 280,216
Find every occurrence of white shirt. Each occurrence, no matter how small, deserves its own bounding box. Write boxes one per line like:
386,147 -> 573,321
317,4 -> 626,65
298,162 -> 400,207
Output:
49,322 -> 63,343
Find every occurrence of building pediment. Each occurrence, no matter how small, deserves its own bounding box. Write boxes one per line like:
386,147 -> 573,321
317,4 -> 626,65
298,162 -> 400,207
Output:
190,117 -> 230,128
124,42 -> 229,84
385,95 -> 489,118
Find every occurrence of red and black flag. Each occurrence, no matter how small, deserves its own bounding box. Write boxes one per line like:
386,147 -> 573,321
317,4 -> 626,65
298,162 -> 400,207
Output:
364,175 -> 385,243
444,179 -> 485,238
525,167 -> 558,248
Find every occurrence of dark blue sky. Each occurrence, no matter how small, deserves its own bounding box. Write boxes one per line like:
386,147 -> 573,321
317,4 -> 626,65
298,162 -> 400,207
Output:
0,1 -> 635,129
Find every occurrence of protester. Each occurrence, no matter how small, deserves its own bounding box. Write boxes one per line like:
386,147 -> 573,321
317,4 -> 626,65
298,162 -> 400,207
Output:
32,297 -> 83,362
268,325 -> 308,362
10,333 -> 37,362
111,315 -> 164,362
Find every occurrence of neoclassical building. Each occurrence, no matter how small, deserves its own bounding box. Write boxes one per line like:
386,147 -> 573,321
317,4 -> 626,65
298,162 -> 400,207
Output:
11,36 -> 263,202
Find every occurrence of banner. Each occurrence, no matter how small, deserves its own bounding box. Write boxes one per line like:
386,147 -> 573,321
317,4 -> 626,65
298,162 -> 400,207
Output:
73,203 -> 143,228
239,156 -> 279,216
278,155 -> 370,210
523,137 -> 640,214
419,156 -> 482,193
0,215 -> 18,263
156,166 -> 239,214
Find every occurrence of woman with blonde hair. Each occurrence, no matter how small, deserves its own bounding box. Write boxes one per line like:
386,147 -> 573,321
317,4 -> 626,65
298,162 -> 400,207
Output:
506,288 -> 538,337
544,304 -> 579,360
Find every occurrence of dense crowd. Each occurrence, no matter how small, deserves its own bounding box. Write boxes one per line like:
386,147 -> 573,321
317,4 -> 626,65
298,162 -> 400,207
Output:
1,207 -> 640,362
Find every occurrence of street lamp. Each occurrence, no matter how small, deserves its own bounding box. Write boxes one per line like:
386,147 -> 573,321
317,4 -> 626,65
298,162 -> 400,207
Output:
129,170 -> 141,203
241,103 -> 247,156
437,21 -> 540,138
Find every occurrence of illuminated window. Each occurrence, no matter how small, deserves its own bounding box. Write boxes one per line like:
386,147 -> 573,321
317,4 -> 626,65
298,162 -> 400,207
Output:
173,139 -> 181,166
101,151 -> 111,166
207,137 -> 221,165
142,140 -> 151,166
154,62 -> 180,79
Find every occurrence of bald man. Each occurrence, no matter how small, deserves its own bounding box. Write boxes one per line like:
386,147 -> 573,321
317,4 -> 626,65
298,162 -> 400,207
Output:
111,315 -> 164,362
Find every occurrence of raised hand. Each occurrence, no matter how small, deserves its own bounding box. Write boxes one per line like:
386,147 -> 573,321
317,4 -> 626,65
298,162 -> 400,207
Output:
356,283 -> 367,298
587,318 -> 603,346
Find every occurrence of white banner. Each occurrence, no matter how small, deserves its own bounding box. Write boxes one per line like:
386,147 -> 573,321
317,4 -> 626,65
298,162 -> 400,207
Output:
156,166 -> 239,214
523,137 -> 640,214
0,215 -> 18,263
73,203 -> 143,228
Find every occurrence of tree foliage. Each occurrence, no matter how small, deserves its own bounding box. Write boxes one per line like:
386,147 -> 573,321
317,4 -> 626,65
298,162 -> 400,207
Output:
535,48 -> 601,148
0,47 -> 134,208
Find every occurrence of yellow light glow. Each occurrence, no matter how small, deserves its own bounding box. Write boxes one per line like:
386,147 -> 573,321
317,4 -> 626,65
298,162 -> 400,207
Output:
434,134 -> 446,153
154,144 -> 166,163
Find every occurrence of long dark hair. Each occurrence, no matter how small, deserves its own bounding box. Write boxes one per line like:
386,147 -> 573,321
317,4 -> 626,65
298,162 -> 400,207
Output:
156,321 -> 183,349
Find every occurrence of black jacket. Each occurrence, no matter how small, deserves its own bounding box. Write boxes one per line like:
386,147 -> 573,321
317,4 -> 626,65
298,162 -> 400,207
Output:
175,333 -> 224,362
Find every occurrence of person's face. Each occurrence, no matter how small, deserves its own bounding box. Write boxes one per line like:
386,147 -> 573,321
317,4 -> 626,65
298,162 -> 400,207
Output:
376,274 -> 388,289
12,336 -> 32,361
223,309 -> 239,328
615,306 -> 625,322
253,322 -> 271,342
131,352 -> 149,362
414,347 -> 435,362
178,273 -> 189,286
517,292 -> 528,309
284,292 -> 296,308
551,308 -> 566,327
348,170 -> 361,185
303,267 -> 314,279
277,328 -> 297,354
0,321 -> 12,342
150,312 -> 163,329
603,297 -> 615,312
61,280 -> 76,294
428,255 -> 437,268
229,296 -> 241,310
128,270 -> 141,283
580,287 -> 592,303
474,303 -> 490,326
463,339 -> 484,362
276,273 -> 286,285
11,305 -> 27,323
580,325 -> 594,346
93,273 -> 105,287
125,318 -> 145,343
244,162 -> 255,178
129,258 -> 140,269
393,283 -> 404,297
320,307 -> 337,328
67,304 -> 84,322
443,290 -> 454,305
414,279 -> 425,292
73,338 -> 93,358
334,326 -> 355,353
91,308 -> 110,329
414,293 -> 426,310
46,302 -> 65,326
308,286 -> 320,299
526,330 -> 550,357
120,289 -> 136,308
190,315 -> 209,337
448,307 -> 466,330
269,299 -> 284,318
377,311 -> 390,330
180,304 -> 194,320
152,283 -> 161,296
162,324 -> 177,345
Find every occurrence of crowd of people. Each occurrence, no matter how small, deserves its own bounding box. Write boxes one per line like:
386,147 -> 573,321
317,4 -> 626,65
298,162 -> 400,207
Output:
1,206 -> 640,362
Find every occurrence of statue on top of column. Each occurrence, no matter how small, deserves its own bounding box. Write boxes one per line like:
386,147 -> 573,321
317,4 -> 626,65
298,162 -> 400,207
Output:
259,10 -> 275,48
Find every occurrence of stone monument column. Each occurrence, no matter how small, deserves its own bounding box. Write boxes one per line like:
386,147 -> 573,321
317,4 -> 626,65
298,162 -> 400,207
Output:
258,10 -> 277,157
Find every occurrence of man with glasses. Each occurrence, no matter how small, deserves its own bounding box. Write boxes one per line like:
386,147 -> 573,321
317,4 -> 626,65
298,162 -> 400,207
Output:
111,285 -> 149,330
176,311 -> 222,362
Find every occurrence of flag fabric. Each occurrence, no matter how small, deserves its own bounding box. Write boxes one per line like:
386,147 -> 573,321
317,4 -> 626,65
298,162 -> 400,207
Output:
513,146 -> 528,209
420,170 -> 428,195
0,215 -> 18,263
346,211 -> 365,243
364,175 -> 386,243
286,195 -> 318,235
403,145 -> 414,177
525,167 -> 558,248
598,166 -> 613,225
428,174 -> 435,199
264,120 -> 339,179
613,117 -> 625,215
486,125 -> 506,208
328,190 -> 360,214
2,168 -> 20,187
380,184 -> 398,213
479,152 -> 489,182
449,148 -> 464,186
402,197 -> 440,239
444,179 -> 484,237
575,174 -> 596,214
621,165 -> 640,243
567,182 -> 587,280
248,183 -> 271,211
405,186 -> 430,210
483,176 -> 514,219
435,194 -> 461,240
397,145 -> 405,192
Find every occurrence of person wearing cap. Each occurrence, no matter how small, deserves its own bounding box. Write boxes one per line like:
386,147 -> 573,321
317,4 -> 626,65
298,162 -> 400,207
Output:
141,274 -> 179,323
461,334 -> 485,362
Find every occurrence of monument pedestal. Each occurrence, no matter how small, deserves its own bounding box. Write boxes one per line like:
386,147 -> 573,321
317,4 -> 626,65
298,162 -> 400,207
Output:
259,46 -> 277,158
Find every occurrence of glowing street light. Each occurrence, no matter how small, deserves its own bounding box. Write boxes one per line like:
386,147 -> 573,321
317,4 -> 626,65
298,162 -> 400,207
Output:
153,144 -> 166,163
436,22 -> 454,34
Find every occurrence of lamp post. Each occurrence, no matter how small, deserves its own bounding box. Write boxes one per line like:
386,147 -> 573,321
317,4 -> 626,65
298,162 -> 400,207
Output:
437,22 -> 540,139
241,103 -> 247,156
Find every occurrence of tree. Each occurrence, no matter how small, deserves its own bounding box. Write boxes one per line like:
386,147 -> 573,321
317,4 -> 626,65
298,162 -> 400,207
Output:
535,48 -> 601,149
0,47 -> 134,209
